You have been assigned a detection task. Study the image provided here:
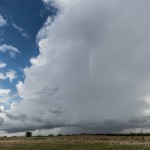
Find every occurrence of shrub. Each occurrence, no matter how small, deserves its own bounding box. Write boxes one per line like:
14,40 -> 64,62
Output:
26,132 -> 32,137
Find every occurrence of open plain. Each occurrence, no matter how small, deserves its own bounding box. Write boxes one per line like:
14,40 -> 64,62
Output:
0,135 -> 150,150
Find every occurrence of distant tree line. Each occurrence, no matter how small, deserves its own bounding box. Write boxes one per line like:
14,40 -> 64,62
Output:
25,131 -> 150,137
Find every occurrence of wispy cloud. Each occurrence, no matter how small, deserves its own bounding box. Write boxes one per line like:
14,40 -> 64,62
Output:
0,70 -> 16,82
0,89 -> 11,102
12,23 -> 29,39
0,89 -> 17,107
5,70 -> 16,82
0,15 -> 7,27
0,44 -> 20,58
0,89 -> 10,96
0,62 -> 6,68
0,73 -> 6,80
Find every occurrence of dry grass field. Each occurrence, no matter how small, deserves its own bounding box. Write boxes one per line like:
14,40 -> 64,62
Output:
0,135 -> 150,150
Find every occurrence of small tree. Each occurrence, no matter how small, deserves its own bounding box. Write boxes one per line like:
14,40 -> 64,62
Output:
58,134 -> 62,136
48,134 -> 54,137
26,132 -> 32,137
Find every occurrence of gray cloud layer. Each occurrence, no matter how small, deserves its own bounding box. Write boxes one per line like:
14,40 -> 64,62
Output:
1,0 -> 150,134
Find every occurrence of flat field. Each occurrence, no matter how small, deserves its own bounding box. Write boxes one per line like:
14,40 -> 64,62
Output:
0,135 -> 150,150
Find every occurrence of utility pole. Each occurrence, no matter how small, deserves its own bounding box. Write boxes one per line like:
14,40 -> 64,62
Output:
141,131 -> 144,140
131,132 -> 133,139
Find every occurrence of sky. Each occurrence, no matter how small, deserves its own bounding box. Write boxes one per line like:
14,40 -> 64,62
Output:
1,0 -> 150,136
0,0 -> 57,109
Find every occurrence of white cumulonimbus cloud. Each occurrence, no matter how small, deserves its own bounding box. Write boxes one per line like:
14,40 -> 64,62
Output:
0,44 -> 20,58
1,0 -> 150,134
0,15 -> 7,27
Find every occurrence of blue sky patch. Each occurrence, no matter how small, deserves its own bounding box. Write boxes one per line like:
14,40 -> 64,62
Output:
0,0 -> 57,110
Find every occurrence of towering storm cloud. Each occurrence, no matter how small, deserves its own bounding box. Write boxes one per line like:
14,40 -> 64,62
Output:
1,0 -> 150,134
